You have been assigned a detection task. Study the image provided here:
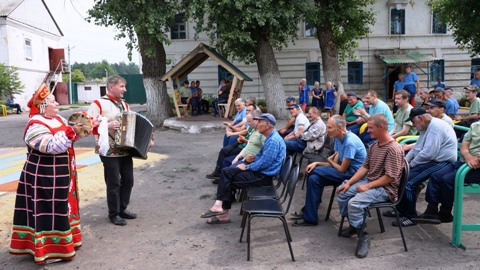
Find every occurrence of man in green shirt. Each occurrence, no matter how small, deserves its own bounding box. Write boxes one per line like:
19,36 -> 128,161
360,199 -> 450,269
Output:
455,84 -> 480,137
343,92 -> 363,126
390,90 -> 417,139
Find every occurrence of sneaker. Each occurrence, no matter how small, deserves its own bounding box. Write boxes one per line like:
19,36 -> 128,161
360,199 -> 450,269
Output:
438,213 -> 453,223
392,217 -> 417,227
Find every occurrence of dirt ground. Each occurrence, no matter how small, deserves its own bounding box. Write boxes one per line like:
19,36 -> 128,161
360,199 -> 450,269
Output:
1,106 -> 480,269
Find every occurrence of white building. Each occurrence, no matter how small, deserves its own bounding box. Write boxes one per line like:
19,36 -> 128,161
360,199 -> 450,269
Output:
76,81 -> 106,103
0,0 -> 65,109
164,1 -> 479,101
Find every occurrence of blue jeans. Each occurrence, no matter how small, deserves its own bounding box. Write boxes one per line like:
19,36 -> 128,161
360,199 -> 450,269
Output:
397,161 -> 449,219
284,139 -> 307,156
212,98 -> 227,116
303,166 -> 355,224
337,179 -> 389,228
347,124 -> 361,135
426,161 -> 480,208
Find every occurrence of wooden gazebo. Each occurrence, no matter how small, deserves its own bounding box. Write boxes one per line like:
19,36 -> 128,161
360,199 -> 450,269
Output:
161,43 -> 252,118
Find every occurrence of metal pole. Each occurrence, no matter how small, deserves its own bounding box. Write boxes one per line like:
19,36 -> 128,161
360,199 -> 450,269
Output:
68,45 -> 72,104
105,69 -> 108,78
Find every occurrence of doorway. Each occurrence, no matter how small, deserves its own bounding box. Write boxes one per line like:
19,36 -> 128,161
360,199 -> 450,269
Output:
100,86 -> 106,97
387,65 -> 403,101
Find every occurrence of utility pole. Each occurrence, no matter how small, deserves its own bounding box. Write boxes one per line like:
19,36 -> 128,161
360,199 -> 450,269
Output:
67,45 -> 76,105
105,69 -> 108,79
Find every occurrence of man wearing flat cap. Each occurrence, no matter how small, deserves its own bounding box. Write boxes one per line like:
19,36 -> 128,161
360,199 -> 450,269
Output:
387,107 -> 457,227
200,113 -> 286,224
278,96 -> 303,138
455,85 -> 480,137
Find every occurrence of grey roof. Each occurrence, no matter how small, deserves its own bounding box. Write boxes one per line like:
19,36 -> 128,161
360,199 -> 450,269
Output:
0,0 -> 22,16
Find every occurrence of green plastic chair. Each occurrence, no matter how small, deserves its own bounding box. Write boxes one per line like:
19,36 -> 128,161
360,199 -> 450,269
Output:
451,163 -> 480,250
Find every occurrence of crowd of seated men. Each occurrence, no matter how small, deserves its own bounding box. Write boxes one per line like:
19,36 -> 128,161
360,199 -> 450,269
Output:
199,82 -> 480,258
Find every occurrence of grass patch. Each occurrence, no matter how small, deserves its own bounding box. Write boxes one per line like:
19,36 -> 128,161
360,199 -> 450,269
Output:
59,107 -> 70,111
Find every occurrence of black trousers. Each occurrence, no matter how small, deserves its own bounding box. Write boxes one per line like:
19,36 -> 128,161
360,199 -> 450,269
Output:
100,155 -> 134,217
216,167 -> 272,209
215,143 -> 242,171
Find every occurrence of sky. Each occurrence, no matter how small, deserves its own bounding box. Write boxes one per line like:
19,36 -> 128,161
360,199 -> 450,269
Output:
44,0 -> 140,65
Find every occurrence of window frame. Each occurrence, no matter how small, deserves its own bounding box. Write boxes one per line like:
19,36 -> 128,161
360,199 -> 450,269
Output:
432,13 -> 447,34
171,13 -> 187,40
430,60 -> 445,82
24,38 -> 32,60
471,58 -> 480,80
347,62 -> 363,85
305,22 -> 317,38
305,62 -> 321,86
390,8 -> 405,35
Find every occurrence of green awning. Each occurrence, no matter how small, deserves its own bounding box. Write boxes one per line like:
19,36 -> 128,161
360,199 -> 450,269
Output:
374,53 -> 437,64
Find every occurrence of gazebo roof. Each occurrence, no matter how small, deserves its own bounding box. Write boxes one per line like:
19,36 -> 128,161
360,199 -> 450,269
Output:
161,43 -> 252,82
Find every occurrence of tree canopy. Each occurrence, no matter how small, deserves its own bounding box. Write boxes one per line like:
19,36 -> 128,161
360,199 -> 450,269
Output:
429,0 -> 480,55
0,63 -> 24,97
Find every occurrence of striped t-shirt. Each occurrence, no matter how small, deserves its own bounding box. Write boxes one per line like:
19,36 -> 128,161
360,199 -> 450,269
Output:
363,139 -> 404,202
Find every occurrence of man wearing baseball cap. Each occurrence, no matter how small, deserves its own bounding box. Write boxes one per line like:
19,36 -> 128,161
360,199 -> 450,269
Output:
430,87 -> 457,120
455,85 -> 480,137
387,107 -> 457,227
201,113 -> 286,224
278,96 -> 303,138
426,98 -> 453,127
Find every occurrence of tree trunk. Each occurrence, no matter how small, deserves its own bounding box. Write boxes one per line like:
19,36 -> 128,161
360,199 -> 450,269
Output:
254,38 -> 289,120
138,33 -> 171,127
316,14 -> 344,113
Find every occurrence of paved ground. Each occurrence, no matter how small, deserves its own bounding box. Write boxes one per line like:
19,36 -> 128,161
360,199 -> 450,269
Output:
0,105 -> 480,269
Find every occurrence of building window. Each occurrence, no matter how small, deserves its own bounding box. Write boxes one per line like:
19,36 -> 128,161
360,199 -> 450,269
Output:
24,39 -> 32,60
218,66 -> 233,86
171,13 -> 186,40
430,60 -> 445,82
432,13 -> 447,34
391,9 -> 405,35
471,58 -> 480,79
305,62 -> 320,86
85,86 -> 92,91
305,22 -> 317,37
348,62 -> 363,85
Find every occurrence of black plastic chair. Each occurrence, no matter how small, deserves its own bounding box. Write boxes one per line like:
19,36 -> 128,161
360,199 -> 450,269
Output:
246,155 -> 293,200
239,163 -> 300,261
337,163 -> 410,252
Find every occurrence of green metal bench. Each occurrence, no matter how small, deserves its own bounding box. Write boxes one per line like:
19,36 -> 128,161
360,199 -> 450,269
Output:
451,164 -> 480,250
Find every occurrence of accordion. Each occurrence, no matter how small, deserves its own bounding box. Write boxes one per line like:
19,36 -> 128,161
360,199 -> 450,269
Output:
114,111 -> 154,159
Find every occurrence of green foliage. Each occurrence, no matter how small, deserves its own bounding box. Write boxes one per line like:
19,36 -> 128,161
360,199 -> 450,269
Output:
429,0 -> 480,55
63,69 -> 86,83
184,0 -> 308,64
0,63 -> 24,97
307,0 -> 378,65
87,0 -> 179,60
458,94 -> 467,107
256,98 -> 266,107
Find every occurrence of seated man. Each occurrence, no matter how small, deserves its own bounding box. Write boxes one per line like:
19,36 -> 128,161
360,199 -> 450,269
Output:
389,108 -> 457,227
426,98 -> 454,127
284,107 -> 325,156
179,80 -> 191,117
337,114 -> 404,258
278,96 -> 302,138
445,87 -> 459,119
7,94 -> 22,114
418,88 -> 431,107
291,115 -> 366,226
390,90 -> 417,139
354,90 -> 395,146
206,105 -> 256,182
413,121 -> 480,224
212,79 -> 230,117
455,85 -> 480,137
196,80 -> 209,114
223,98 -> 248,147
189,80 -> 202,115
430,87 -> 457,121
343,92 -> 363,130
347,94 -> 369,135
200,113 -> 286,224
283,104 -> 310,153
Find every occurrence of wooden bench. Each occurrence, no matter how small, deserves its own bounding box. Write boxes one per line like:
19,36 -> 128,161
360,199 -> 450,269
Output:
173,89 -> 189,117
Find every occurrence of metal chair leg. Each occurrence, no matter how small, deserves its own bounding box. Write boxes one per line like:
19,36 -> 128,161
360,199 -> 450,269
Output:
376,208 -> 385,233
325,186 -> 337,221
280,216 -> 295,261
338,216 -> 346,236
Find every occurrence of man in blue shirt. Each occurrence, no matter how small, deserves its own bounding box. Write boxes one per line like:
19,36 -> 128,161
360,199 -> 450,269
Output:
291,116 -> 366,226
7,94 -> 22,114
434,77 -> 446,89
392,73 -> 405,113
403,65 -> 420,106
471,70 -> 480,98
201,113 -> 286,224
431,87 -> 457,119
445,87 -> 459,119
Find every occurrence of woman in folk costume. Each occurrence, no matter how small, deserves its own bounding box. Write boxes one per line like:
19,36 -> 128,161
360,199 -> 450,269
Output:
10,84 -> 96,264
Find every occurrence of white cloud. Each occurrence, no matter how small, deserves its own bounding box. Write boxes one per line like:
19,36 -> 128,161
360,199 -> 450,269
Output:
44,0 -> 140,65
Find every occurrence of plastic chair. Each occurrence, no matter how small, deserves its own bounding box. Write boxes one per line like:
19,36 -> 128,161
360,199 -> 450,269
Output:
338,163 -> 410,252
239,163 -> 300,261
451,164 -> 480,250
246,155 -> 292,200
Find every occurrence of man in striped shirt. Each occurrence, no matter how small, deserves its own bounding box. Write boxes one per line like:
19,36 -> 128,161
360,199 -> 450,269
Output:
337,114 -> 404,258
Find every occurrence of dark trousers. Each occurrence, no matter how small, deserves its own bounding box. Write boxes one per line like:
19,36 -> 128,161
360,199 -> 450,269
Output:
215,143 -> 242,171
200,99 -> 210,113
216,167 -> 272,209
279,126 -> 294,138
212,98 -> 227,116
8,104 -> 21,113
426,160 -> 480,208
100,155 -> 134,217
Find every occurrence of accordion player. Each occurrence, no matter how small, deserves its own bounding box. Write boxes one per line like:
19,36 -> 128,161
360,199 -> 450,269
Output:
114,111 -> 155,159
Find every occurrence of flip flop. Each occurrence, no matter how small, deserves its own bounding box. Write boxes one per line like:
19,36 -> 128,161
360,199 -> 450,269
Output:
206,216 -> 231,225
200,209 -> 225,218
290,211 -> 304,219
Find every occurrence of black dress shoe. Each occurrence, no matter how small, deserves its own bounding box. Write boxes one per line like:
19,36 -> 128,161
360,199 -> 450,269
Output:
110,215 -> 127,226
119,210 -> 137,219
